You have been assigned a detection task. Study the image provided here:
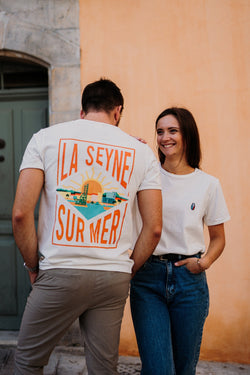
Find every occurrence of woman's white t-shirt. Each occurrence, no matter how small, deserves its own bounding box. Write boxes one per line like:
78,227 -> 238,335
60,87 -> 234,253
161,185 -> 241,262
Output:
154,167 -> 230,256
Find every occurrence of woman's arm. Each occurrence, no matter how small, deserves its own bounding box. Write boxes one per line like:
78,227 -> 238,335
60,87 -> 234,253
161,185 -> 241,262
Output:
198,223 -> 226,271
175,223 -> 226,274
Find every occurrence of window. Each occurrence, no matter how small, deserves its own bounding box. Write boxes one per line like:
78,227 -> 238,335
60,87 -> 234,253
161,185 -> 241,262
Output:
0,57 -> 48,90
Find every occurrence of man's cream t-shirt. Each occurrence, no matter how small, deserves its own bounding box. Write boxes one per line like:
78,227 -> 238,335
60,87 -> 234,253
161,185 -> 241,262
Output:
20,119 -> 161,273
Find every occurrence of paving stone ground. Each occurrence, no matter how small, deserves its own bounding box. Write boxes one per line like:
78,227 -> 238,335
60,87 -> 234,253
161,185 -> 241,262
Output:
1,346 -> 250,375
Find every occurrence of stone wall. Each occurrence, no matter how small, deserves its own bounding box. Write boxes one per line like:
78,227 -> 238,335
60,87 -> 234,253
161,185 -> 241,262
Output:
0,0 -> 81,124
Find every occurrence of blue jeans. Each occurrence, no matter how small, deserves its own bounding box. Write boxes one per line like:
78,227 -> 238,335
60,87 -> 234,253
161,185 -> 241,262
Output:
130,256 -> 209,375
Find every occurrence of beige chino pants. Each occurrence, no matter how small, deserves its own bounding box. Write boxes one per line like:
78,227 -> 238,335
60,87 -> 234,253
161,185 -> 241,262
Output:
14,268 -> 130,375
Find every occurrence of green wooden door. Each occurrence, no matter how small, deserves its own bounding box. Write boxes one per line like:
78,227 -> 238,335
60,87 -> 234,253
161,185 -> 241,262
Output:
0,89 -> 48,329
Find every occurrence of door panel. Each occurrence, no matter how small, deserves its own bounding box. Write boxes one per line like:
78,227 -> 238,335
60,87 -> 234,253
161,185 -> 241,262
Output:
0,236 -> 17,315
0,91 -> 48,329
0,109 -> 15,217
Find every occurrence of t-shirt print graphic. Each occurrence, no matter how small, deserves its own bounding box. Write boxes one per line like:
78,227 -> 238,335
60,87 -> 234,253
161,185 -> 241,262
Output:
52,138 -> 135,249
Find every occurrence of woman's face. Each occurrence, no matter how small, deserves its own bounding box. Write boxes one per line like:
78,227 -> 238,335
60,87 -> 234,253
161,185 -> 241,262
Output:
156,114 -> 185,161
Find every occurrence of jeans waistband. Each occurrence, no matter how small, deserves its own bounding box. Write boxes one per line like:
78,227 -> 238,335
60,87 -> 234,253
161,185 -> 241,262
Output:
150,252 -> 202,262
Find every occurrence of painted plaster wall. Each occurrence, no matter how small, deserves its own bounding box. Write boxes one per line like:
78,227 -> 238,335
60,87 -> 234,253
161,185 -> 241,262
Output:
79,0 -> 250,363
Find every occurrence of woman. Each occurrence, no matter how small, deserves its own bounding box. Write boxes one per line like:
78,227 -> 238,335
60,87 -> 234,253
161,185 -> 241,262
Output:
130,107 -> 230,375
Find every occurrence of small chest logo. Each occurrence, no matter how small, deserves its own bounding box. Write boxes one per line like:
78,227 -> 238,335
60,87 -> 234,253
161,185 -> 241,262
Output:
191,203 -> 196,211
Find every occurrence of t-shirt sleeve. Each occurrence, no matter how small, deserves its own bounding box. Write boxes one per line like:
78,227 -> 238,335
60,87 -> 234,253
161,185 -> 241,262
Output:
20,133 -> 44,171
204,179 -> 230,226
138,146 -> 162,191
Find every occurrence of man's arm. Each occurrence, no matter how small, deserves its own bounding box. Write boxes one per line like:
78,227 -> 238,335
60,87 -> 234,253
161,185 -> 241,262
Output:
12,168 -> 44,283
130,189 -> 162,277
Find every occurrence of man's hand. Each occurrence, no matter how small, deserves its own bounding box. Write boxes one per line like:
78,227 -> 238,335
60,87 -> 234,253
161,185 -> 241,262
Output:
29,271 -> 39,284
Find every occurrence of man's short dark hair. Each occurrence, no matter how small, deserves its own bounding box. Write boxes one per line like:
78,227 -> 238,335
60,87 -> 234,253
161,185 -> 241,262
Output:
81,78 -> 124,114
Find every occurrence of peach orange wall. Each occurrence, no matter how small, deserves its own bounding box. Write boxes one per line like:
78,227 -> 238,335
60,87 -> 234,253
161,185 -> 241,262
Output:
79,0 -> 250,363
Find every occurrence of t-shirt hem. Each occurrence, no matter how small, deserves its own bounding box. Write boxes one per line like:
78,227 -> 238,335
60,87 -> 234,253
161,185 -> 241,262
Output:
39,264 -> 132,274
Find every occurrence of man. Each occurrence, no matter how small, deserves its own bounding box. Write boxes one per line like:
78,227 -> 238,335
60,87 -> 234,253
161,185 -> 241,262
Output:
12,78 -> 162,375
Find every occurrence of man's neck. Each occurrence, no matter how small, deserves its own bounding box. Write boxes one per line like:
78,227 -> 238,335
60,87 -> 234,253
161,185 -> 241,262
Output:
80,110 -> 118,126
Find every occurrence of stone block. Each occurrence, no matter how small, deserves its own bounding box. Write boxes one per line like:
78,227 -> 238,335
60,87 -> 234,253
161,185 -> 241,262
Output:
0,12 -> 8,49
50,66 -> 81,112
50,110 -> 80,126
0,0 -> 79,29
3,15 -> 80,65
47,0 -> 80,29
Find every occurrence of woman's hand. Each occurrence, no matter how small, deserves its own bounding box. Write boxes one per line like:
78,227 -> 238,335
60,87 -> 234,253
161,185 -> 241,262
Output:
132,136 -> 147,144
175,224 -> 226,274
174,257 -> 208,274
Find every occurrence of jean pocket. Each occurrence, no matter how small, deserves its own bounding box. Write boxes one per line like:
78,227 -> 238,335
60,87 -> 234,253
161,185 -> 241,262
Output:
183,264 -> 205,278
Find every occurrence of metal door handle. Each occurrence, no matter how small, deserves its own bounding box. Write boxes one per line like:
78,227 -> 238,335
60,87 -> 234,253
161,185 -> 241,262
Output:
0,139 -> 6,149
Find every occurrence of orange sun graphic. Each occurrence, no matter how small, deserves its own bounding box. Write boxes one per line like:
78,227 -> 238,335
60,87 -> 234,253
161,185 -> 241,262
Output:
82,179 -> 103,195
